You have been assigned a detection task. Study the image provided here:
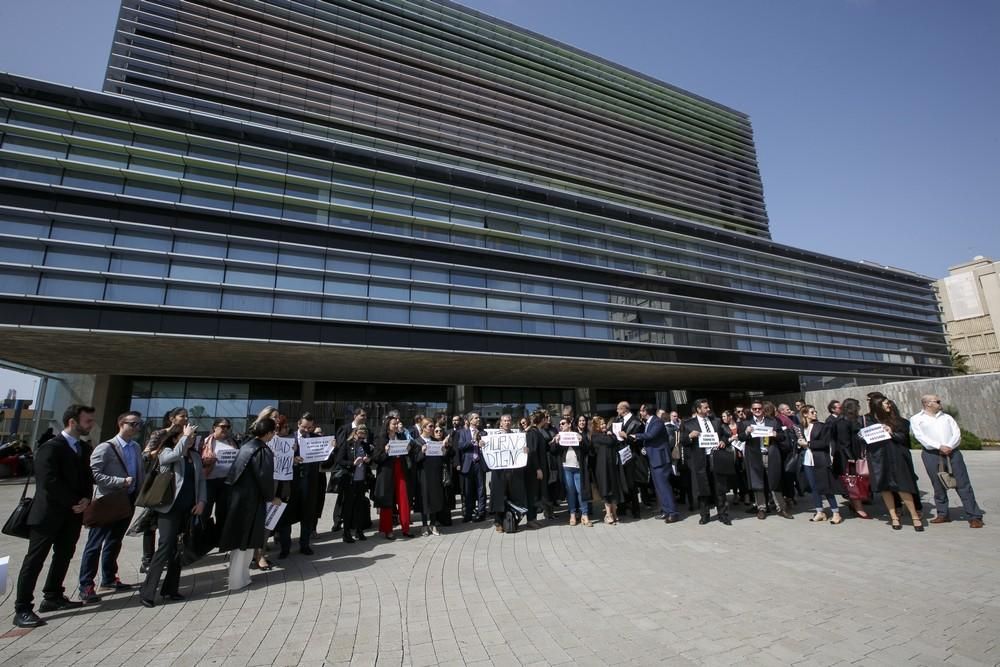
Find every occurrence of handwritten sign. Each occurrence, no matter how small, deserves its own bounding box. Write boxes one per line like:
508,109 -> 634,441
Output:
750,425 -> 775,439
425,442 -> 444,457
859,423 -> 891,445
731,440 -> 745,453
618,445 -> 632,464
612,423 -> 624,441
388,441 -> 410,457
269,437 -> 295,481
264,501 -> 287,531
213,447 -> 238,476
481,432 -> 528,469
698,431 -> 720,449
558,431 -> 580,447
299,436 -> 334,464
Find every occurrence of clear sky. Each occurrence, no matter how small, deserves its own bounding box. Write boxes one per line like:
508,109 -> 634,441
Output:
0,0 -> 997,279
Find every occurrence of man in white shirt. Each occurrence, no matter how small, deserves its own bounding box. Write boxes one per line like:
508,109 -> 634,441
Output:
910,395 -> 984,528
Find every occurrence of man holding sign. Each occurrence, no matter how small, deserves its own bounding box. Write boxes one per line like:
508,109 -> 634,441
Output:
680,399 -> 733,525
610,401 -> 646,519
738,402 -> 785,520
275,414 -> 327,558
627,404 -> 679,523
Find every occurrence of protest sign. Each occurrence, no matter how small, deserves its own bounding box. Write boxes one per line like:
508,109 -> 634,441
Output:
750,425 -> 775,439
270,437 -> 295,481
480,432 -> 528,469
299,436 -> 334,464
859,423 -> 891,445
698,431 -> 720,449
264,502 -> 287,531
425,442 -> 444,457
558,431 -> 580,446
213,448 -> 238,476
618,445 -> 632,464
731,440 -> 745,453
388,441 -> 410,457
612,423 -> 623,440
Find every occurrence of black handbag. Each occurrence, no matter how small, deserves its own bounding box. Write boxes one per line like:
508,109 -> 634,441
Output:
135,467 -> 175,508
177,515 -> 218,566
2,472 -> 34,539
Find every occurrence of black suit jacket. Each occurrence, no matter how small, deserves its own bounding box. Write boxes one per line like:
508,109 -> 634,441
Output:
27,434 -> 94,531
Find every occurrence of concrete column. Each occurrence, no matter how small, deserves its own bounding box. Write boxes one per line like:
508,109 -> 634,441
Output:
301,380 -> 316,414
452,385 -> 473,416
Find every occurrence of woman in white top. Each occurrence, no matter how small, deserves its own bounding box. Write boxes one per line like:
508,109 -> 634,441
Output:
201,417 -> 239,535
549,417 -> 592,526
797,405 -> 842,524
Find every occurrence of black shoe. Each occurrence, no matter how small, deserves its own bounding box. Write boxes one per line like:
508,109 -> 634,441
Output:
300,546 -> 314,555
473,514 -> 486,523
698,515 -> 710,525
38,596 -> 82,612
664,514 -> 680,524
462,517 -> 472,523
162,593 -> 185,602
720,516 -> 732,526
745,506 -> 758,514
331,524 -> 342,532
12,611 -> 46,628
139,562 -> 149,574
140,598 -> 155,608
277,550 -> 290,559
777,510 -> 794,520
343,535 -> 355,544
383,533 -> 396,540
654,513 -> 667,520
355,531 -> 367,541
401,532 -> 415,539
757,509 -> 767,520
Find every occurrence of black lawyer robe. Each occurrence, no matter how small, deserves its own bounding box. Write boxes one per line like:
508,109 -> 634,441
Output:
219,438 -> 274,551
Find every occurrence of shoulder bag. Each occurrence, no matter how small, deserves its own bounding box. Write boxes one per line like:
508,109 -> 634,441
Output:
135,454 -> 176,508
2,470 -> 34,539
83,442 -> 134,528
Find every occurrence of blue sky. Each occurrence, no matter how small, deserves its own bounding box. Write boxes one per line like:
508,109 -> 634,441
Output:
0,0 -> 997,281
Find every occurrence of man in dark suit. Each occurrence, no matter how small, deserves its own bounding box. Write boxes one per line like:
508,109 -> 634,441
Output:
679,399 -> 734,526
13,404 -> 96,628
610,401 -> 645,518
628,404 -> 679,523
457,412 -> 487,522
738,401 -> 789,520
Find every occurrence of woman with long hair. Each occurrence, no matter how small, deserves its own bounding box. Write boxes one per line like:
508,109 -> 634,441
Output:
523,410 -> 549,529
862,396 -> 923,531
337,425 -> 373,544
200,417 -> 238,537
249,406 -> 280,570
797,405 -> 842,524
835,398 -> 870,519
590,415 -> 623,524
372,416 -> 415,539
550,416 -> 592,526
415,419 -> 452,536
139,408 -> 189,573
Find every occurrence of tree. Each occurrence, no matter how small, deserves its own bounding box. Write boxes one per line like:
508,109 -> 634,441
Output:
950,350 -> 971,375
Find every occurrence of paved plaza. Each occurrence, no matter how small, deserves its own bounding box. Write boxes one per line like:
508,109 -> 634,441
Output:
1,451 -> 998,667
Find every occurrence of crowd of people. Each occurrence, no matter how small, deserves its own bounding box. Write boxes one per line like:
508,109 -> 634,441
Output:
9,391 -> 986,628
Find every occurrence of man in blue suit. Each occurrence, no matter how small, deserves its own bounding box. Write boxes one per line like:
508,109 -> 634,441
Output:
457,412 -> 487,522
629,404 -> 680,523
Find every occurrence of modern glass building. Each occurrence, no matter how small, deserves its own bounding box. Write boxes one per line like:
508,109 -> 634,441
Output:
0,0 -> 947,437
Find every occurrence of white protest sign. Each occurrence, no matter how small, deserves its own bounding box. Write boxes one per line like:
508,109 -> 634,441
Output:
425,442 -> 444,457
299,436 -> 334,464
612,422 -> 624,441
750,425 -> 775,439
388,441 -> 410,457
264,502 -> 287,531
0,555 -> 8,595
558,431 -> 580,447
859,423 -> 891,445
213,448 -> 238,476
618,445 -> 632,464
481,432 -> 528,469
269,437 -> 295,481
698,431 -> 720,449
731,440 -> 745,453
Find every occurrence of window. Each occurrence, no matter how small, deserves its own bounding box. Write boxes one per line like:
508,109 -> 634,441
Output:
62,170 -> 123,194
0,159 -> 61,184
276,272 -> 322,292
412,266 -> 449,283
173,236 -> 225,257
222,290 -> 273,312
39,274 -> 105,299
371,260 -> 410,279
229,244 -> 277,264
186,166 -> 232,186
130,156 -> 184,178
451,312 -> 485,329
370,282 -> 409,300
225,267 -> 275,289
180,188 -> 232,209
369,304 -> 409,324
166,286 -> 220,308
109,254 -> 168,277
1,134 -> 66,158
0,240 -> 42,264
0,268 -> 38,293
44,248 -> 108,271
487,295 -> 520,312
412,308 -> 449,326
105,280 -> 164,303
124,180 -> 180,202
171,261 -> 224,282
323,299 -> 366,320
274,295 -> 322,317
452,271 -> 485,288
0,214 -> 49,237
51,222 -> 114,245
278,248 -> 324,270
324,277 -> 367,297
488,315 -> 521,332
67,146 -> 128,168
326,256 -> 369,275
234,195 -> 282,217
451,291 -> 485,308
523,319 -> 554,335
237,173 -> 283,195
116,228 -> 172,251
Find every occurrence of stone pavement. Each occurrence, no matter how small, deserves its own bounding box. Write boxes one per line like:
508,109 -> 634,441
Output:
1,452 -> 998,667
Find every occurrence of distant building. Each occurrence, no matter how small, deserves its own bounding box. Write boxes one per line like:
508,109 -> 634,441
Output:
936,256 -> 1000,373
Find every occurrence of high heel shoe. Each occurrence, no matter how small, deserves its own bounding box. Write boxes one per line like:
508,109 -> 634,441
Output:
891,518 -> 902,531
809,511 -> 827,522
913,516 -> 924,532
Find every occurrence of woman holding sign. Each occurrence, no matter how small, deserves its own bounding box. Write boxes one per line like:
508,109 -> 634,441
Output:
372,417 -> 415,539
200,418 -> 238,538
590,416 -> 623,524
335,425 -> 373,544
219,417 -> 277,591
415,420 -> 451,536
550,417 -> 592,526
861,397 -> 923,532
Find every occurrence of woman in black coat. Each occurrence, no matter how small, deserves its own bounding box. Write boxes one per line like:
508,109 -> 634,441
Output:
858,396 -> 923,531
220,418 -> 276,591
796,406 -> 842,524
336,425 -> 373,544
590,416 -> 623,524
835,398 -> 870,519
523,411 -> 549,528
414,420 -> 453,535
372,416 -> 415,539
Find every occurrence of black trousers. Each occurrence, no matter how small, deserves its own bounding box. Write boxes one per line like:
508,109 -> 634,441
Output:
15,518 -> 83,613
139,505 -> 187,600
341,480 -> 368,532
699,472 -> 735,518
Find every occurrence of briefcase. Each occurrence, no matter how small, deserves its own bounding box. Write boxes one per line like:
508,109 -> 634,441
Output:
937,455 -> 958,490
83,490 -> 132,528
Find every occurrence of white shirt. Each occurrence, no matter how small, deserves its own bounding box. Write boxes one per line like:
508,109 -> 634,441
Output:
910,410 -> 961,451
801,424 -> 815,467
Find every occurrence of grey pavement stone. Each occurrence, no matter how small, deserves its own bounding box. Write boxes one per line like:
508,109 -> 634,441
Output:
0,451 -> 998,666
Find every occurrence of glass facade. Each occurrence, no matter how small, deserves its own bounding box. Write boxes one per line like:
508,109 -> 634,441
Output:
0,0 -> 950,396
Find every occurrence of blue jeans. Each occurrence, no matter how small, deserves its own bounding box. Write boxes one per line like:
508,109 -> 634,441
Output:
562,467 -> 587,516
79,513 -> 131,590
802,466 -> 838,512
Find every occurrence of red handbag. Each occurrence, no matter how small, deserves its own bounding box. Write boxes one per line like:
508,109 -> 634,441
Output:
840,460 -> 870,500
